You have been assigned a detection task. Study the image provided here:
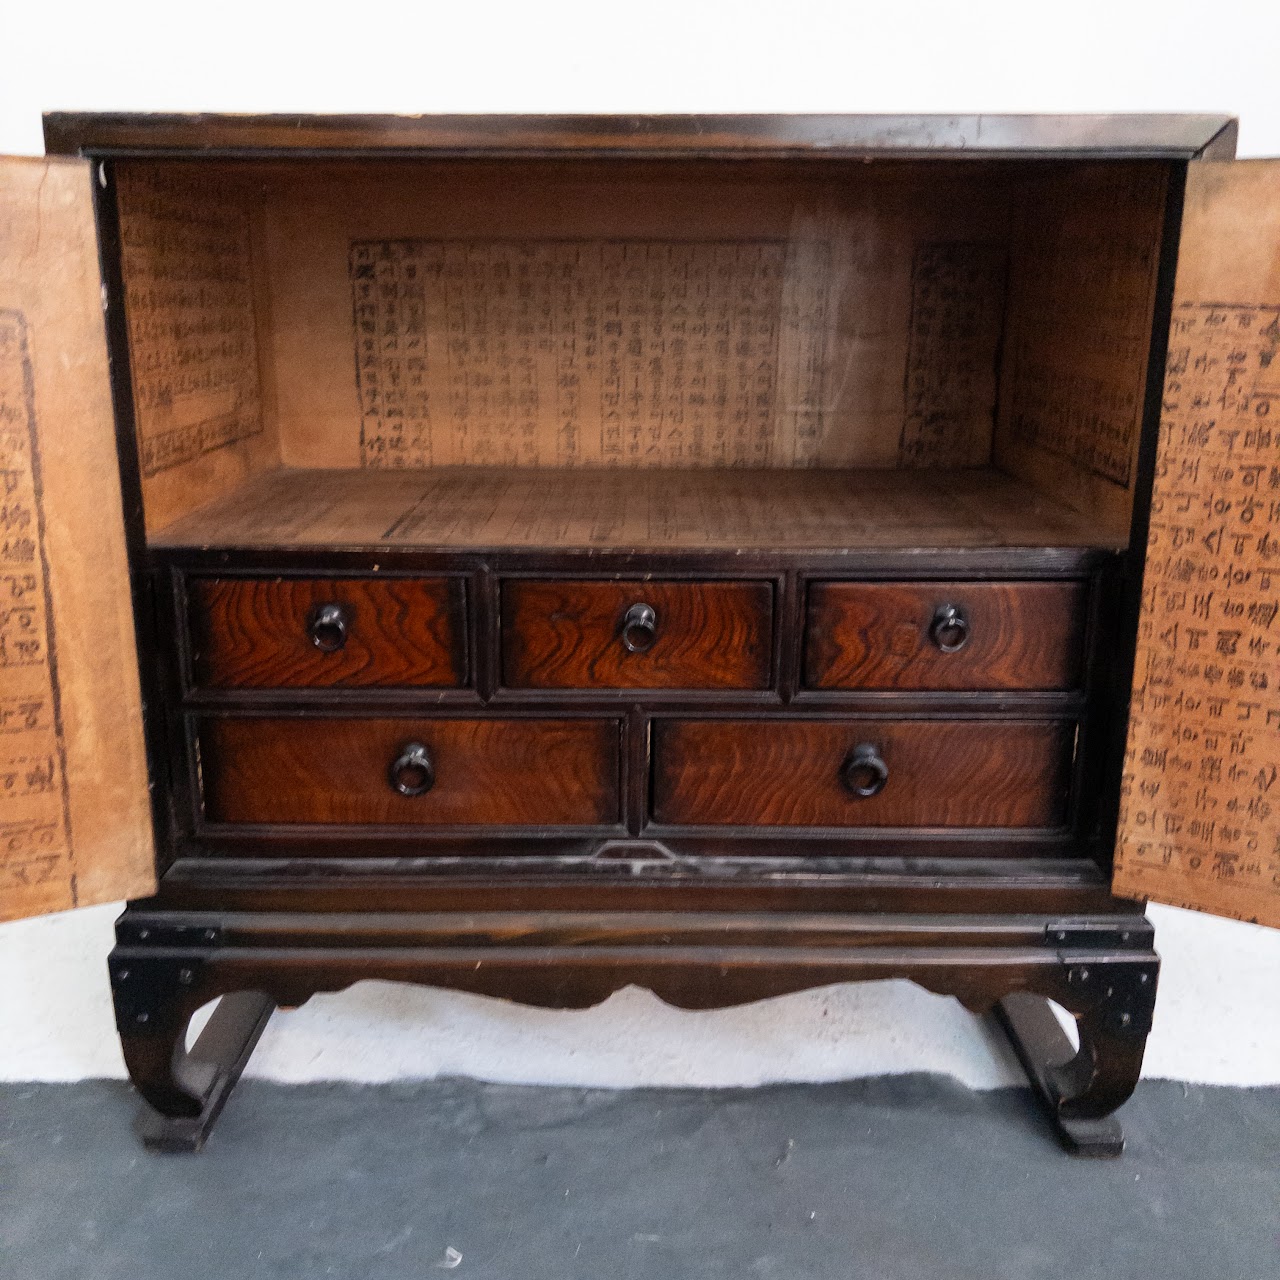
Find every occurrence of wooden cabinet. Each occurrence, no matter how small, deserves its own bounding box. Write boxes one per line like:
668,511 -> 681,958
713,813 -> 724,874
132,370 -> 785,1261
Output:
4,111 -> 1277,1155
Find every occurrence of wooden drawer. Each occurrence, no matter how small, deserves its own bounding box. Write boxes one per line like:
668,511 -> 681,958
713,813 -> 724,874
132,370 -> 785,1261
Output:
198,716 -> 621,827
188,576 -> 467,689
651,718 -> 1073,828
501,579 -> 772,690
804,581 -> 1086,691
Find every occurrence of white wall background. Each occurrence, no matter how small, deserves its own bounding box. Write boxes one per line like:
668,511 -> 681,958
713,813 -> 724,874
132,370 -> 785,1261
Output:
1,0 -> 1277,1088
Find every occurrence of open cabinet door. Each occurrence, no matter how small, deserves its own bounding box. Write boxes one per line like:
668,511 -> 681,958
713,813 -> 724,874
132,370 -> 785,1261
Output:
0,156 -> 155,922
1115,160 -> 1280,928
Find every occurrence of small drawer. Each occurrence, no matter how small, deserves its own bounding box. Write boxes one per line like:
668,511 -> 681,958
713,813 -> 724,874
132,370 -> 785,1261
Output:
501,579 -> 773,690
187,576 -> 467,690
804,581 -> 1087,691
198,716 -> 621,827
652,717 -> 1073,828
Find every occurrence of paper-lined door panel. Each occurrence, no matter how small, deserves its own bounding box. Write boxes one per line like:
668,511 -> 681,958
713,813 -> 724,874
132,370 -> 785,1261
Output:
1114,160 -> 1280,928
0,157 -> 155,921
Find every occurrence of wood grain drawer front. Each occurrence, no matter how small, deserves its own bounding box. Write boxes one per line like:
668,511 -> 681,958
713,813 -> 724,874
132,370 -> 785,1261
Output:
188,577 -> 467,689
199,717 -> 620,827
502,580 -> 773,690
651,719 -> 1074,828
804,581 -> 1087,691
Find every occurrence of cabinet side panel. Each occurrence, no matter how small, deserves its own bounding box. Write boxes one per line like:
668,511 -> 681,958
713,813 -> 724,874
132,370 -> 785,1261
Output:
0,157 -> 155,920
114,162 -> 279,534
1114,160 -> 1280,928
994,162 -> 1169,541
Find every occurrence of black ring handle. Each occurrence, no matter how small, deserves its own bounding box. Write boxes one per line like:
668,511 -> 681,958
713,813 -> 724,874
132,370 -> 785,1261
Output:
621,602 -> 659,654
388,742 -> 435,797
308,602 -> 350,653
929,603 -> 970,654
841,743 -> 889,798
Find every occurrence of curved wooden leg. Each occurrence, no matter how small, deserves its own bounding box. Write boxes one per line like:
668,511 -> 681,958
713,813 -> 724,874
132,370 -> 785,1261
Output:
117,1006 -> 208,1120
996,956 -> 1158,1157
110,936 -> 275,1153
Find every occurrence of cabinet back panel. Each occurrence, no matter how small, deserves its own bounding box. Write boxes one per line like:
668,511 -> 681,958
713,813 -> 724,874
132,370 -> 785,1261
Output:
258,160 -> 1014,472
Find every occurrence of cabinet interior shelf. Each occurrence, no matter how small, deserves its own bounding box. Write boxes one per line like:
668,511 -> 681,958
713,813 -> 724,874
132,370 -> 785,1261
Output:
151,465 -> 1120,554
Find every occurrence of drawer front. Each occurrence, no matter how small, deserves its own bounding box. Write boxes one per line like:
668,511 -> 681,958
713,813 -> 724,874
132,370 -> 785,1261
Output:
188,577 -> 467,689
652,718 -> 1073,828
804,581 -> 1087,691
502,579 -> 773,690
199,716 -> 620,827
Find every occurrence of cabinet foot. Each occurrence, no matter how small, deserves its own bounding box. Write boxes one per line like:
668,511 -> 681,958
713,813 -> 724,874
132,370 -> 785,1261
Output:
129,993 -> 275,1154
995,961 -> 1154,1159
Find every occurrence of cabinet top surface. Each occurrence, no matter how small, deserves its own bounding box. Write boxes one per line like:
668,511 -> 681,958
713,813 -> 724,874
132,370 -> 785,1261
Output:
42,112 -> 1236,159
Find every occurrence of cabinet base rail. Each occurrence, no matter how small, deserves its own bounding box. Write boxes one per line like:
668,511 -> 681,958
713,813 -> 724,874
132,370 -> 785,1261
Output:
110,906 -> 1157,1156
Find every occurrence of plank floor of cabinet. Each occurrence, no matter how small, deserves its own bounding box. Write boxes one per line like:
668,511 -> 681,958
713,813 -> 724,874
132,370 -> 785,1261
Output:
150,465 -> 1120,552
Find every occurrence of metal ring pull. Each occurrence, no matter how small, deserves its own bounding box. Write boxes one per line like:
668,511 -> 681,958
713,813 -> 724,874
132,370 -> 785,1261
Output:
929,603 -> 970,654
388,742 -> 435,797
841,743 -> 889,798
621,602 -> 658,654
308,602 -> 349,653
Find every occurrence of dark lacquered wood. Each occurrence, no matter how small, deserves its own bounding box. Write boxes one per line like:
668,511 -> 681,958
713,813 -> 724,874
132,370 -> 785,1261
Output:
154,855 -> 1128,915
652,718 -> 1074,828
995,994 -> 1127,1156
110,900 -> 1158,1154
804,581 -> 1087,691
199,716 -> 621,827
187,576 -> 466,689
44,112 -> 1237,159
132,992 -> 275,1152
501,579 -> 773,690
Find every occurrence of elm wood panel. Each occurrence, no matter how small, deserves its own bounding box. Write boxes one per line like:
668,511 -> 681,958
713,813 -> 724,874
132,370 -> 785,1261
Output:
804,581 -> 1087,691
43,112 -> 1237,158
188,577 -> 466,689
150,466 -> 1118,552
502,580 -> 772,690
199,717 -> 620,827
652,719 -> 1074,828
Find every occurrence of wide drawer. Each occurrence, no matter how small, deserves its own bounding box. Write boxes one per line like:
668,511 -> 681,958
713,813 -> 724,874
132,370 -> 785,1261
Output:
501,579 -> 773,690
198,716 -> 620,826
187,576 -> 467,689
803,581 -> 1087,691
651,718 -> 1073,828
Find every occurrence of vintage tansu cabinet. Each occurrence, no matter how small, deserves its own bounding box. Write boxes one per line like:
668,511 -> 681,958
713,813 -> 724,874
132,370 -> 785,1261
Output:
3,113 -> 1278,1154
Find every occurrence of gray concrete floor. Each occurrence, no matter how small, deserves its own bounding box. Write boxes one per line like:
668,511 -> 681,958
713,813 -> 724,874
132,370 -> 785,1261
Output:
2,1076 -> 1277,1279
